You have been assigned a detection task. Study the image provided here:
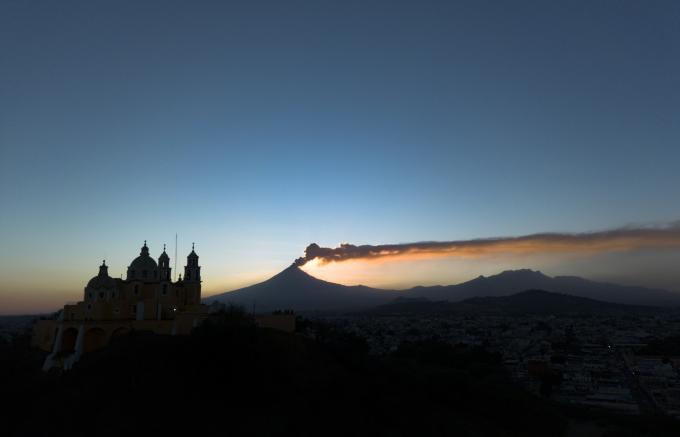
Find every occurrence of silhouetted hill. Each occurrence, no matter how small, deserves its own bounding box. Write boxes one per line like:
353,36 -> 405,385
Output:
205,264 -> 399,311
5,312 -> 680,436
405,269 -> 680,306
2,312 -> 583,437
371,289 -> 665,316
206,267 -> 680,312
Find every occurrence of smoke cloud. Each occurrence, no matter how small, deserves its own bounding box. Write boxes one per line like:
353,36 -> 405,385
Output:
294,223 -> 680,267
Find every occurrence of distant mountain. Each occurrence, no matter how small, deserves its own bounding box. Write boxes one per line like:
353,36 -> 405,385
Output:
204,265 -> 399,312
205,266 -> 680,312
405,269 -> 680,306
371,289 -> 665,316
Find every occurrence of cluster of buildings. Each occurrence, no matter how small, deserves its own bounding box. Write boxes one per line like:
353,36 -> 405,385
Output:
32,242 -> 209,370
22,241 -> 680,420
630,355 -> 680,417
310,310 -> 680,419
30,241 -> 296,371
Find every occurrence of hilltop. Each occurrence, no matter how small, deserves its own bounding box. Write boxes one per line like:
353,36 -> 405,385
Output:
369,289 -> 666,316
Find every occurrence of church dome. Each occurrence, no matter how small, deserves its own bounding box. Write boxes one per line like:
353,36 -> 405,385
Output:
130,255 -> 158,271
127,241 -> 159,281
87,261 -> 116,289
87,275 -> 117,289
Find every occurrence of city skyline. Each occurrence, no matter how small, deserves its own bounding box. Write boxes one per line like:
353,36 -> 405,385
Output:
3,226 -> 680,315
2,0 -> 680,313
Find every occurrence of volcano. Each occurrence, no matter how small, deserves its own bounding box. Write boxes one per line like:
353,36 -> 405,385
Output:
204,264 -> 399,312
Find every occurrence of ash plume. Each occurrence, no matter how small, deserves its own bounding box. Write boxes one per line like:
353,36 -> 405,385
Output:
293,222 -> 680,267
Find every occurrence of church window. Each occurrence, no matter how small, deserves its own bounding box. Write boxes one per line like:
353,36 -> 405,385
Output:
186,272 -> 191,280
99,292 -> 104,299
88,292 -> 92,299
143,270 -> 147,278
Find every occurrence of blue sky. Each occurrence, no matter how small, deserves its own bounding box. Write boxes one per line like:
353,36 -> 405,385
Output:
1,1 -> 680,313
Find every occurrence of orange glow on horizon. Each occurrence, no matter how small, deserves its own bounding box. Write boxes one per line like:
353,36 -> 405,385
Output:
299,230 -> 680,289
303,232 -> 680,267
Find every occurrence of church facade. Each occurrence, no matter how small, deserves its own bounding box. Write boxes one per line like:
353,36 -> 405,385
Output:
33,242 -> 209,370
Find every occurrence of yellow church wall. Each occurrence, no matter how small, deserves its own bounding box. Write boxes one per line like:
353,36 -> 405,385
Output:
34,243 -> 208,369
32,316 -> 210,355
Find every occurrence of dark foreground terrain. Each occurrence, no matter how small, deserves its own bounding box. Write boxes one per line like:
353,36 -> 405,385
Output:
2,310 -> 680,437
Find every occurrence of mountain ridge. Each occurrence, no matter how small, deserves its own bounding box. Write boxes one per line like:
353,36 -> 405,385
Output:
369,289 -> 666,316
205,267 -> 680,311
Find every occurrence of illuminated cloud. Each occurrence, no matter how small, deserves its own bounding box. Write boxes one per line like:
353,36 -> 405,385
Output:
294,222 -> 680,266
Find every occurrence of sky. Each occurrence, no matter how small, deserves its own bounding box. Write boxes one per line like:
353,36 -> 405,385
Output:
1,0 -> 680,314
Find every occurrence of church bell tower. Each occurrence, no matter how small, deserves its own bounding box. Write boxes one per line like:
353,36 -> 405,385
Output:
158,244 -> 171,281
183,243 -> 201,304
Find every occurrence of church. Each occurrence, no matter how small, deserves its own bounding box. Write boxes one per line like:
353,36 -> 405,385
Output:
33,242 -> 210,370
